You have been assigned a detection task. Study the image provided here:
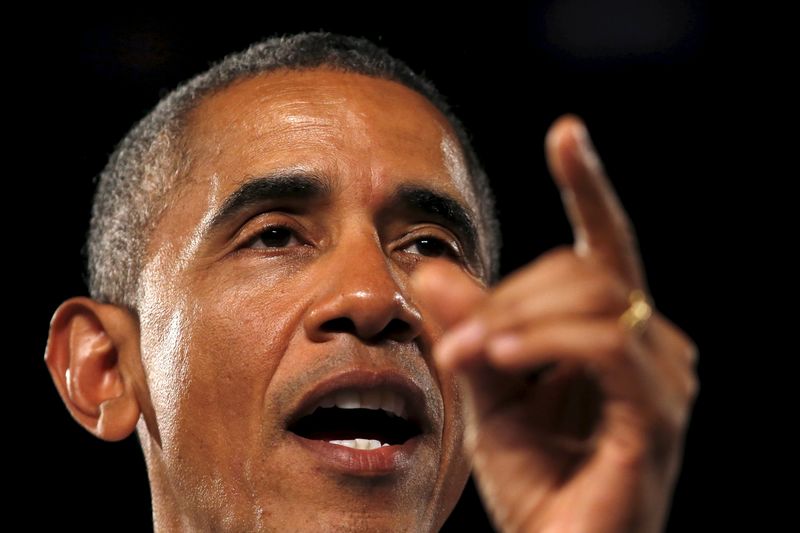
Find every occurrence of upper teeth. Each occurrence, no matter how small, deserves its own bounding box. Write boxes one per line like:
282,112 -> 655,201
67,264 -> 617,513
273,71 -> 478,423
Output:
314,388 -> 407,419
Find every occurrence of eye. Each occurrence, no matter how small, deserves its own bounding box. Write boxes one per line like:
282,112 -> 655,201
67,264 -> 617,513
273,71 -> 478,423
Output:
403,235 -> 462,261
246,225 -> 303,249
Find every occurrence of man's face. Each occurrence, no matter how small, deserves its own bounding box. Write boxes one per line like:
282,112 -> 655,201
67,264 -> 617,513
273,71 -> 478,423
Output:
133,68 -> 485,531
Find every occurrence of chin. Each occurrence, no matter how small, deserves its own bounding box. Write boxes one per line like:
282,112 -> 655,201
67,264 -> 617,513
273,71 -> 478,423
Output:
246,432 -> 450,532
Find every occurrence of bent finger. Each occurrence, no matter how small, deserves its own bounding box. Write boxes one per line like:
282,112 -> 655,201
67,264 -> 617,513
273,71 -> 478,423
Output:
410,258 -> 488,330
484,317 -> 648,396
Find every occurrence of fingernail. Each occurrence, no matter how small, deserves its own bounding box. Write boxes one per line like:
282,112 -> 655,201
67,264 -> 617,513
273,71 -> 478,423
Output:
437,319 -> 486,365
488,333 -> 522,358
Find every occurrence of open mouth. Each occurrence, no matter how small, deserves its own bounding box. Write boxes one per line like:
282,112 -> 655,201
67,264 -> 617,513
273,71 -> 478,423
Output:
287,388 -> 423,450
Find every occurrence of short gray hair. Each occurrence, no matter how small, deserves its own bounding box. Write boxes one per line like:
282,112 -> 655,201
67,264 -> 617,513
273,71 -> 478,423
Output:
87,31 -> 502,310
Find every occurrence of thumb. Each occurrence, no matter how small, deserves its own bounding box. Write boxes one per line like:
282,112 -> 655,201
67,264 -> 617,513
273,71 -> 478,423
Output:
410,259 -> 487,327
411,259 -> 489,369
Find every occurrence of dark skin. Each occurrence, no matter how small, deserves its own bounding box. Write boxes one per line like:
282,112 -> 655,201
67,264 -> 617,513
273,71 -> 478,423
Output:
45,68 -> 698,532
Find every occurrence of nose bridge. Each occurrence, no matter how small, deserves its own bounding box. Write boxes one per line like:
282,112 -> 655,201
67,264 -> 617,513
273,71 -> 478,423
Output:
303,223 -> 422,344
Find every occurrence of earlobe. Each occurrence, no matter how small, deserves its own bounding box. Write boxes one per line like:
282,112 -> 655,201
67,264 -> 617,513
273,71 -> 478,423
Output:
44,296 -> 142,442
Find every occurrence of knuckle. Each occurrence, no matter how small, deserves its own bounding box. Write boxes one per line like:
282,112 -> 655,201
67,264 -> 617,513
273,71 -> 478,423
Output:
671,325 -> 700,368
661,316 -> 698,365
687,374 -> 701,401
588,270 -> 630,312
539,244 -> 578,269
581,278 -> 620,313
685,339 -> 700,367
602,326 -> 632,364
672,368 -> 701,405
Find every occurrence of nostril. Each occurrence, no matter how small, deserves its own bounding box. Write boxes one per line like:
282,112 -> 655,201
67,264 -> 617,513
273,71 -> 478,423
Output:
318,317 -> 412,342
384,319 -> 412,340
320,318 -> 357,335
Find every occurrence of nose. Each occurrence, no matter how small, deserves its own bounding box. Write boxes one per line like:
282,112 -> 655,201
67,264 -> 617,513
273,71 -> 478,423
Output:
303,232 -> 424,345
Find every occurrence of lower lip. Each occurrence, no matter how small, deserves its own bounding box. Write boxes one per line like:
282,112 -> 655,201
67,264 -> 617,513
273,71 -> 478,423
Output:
289,433 -> 422,476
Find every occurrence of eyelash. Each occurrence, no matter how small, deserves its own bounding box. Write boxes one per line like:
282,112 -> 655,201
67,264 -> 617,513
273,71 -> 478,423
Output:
243,223 -> 464,262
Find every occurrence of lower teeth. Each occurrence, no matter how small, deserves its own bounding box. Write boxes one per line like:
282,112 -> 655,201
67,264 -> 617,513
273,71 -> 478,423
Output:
328,438 -> 389,450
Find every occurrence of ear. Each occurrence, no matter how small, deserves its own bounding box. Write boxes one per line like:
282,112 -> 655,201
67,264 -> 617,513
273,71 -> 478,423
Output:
44,296 -> 142,442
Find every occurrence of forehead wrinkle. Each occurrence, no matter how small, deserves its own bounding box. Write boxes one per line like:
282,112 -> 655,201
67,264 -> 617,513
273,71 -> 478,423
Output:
238,72 -> 432,150
191,103 -> 348,172
244,101 -> 343,134
248,119 -> 340,149
203,74 -> 350,130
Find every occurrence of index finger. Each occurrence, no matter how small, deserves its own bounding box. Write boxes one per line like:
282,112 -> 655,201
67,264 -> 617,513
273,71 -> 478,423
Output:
545,114 -> 649,292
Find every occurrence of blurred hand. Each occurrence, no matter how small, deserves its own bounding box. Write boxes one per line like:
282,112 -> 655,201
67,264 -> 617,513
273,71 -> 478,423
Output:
412,114 -> 699,533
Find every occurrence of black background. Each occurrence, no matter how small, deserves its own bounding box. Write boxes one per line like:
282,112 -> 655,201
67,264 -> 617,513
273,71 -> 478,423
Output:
21,3 -> 762,531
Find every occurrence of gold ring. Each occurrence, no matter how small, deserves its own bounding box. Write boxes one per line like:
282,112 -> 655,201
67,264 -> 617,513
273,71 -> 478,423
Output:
618,289 -> 652,334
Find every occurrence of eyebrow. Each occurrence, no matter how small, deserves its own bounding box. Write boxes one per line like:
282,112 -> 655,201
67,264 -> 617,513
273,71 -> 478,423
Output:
207,171 -> 331,230
206,171 -> 481,266
389,184 -> 480,266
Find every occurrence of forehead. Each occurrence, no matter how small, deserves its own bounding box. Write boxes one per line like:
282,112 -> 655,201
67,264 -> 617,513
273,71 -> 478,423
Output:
139,67 -> 485,281
178,67 -> 475,204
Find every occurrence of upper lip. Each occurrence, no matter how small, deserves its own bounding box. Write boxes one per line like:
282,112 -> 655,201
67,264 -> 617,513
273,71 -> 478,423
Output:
284,368 -> 431,434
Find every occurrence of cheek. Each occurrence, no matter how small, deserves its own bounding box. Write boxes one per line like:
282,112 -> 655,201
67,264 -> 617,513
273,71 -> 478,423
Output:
142,273 -> 305,472
185,287 -> 299,433
435,368 -> 472,523
439,364 -> 470,466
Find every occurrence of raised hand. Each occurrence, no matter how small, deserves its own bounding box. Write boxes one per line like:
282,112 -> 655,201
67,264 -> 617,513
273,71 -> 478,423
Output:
412,114 -> 699,533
